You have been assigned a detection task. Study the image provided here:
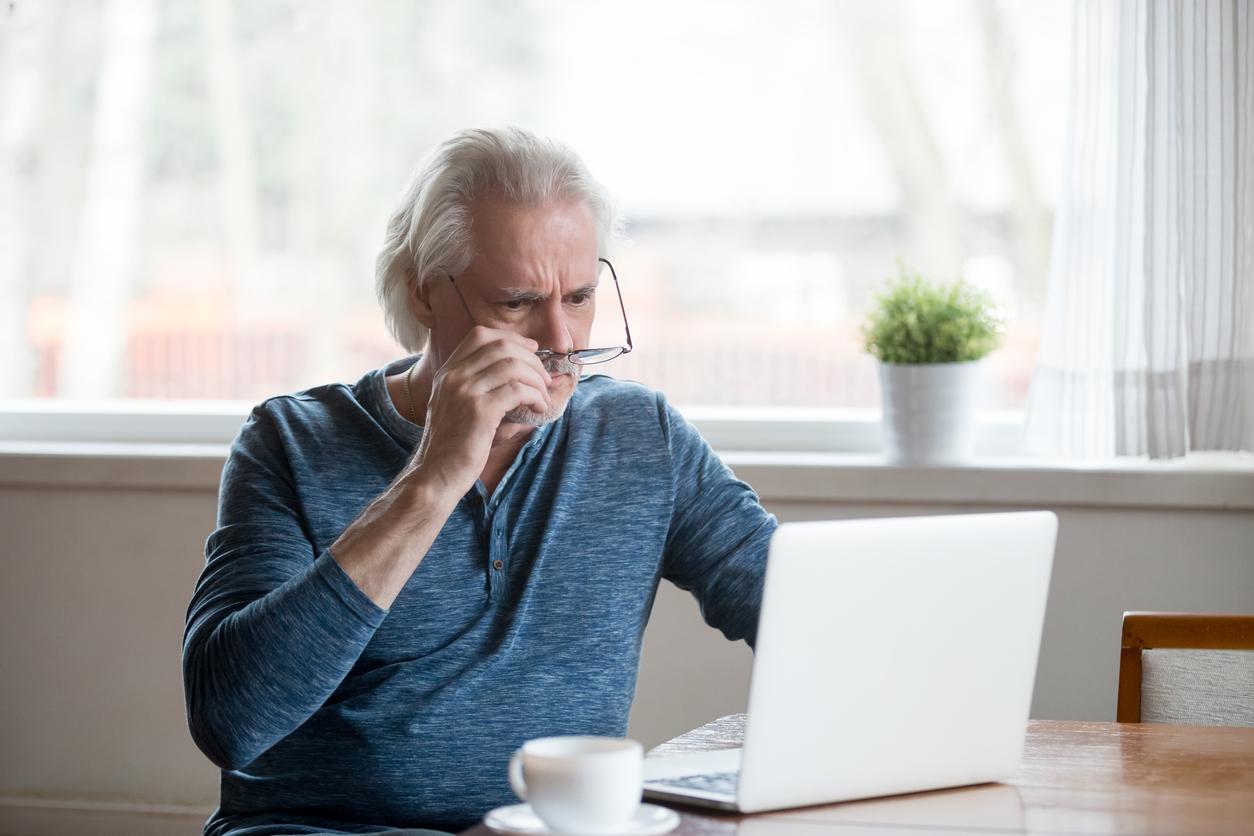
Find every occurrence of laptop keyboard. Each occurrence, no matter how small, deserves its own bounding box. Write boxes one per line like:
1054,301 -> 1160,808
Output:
652,770 -> 740,796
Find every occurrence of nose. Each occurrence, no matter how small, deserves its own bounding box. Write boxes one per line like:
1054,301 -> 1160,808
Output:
533,298 -> 575,355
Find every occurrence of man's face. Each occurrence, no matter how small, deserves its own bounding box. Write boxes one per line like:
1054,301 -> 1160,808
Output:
423,197 -> 600,426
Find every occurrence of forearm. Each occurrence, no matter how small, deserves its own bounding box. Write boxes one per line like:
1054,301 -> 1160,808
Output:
329,465 -> 463,611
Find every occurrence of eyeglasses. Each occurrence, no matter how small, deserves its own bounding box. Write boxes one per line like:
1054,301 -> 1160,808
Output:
446,257 -> 634,365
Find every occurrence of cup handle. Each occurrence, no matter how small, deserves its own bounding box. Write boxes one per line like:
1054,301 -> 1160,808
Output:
508,750 -> 528,801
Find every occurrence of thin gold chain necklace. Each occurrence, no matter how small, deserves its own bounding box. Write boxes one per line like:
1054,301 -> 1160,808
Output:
403,360 -> 419,424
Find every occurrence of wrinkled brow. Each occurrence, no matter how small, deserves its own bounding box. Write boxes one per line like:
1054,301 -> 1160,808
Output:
497,283 -> 598,302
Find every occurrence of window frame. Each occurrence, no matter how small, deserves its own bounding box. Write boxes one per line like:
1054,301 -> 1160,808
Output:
2,403 -> 1250,510
0,400 -> 1028,455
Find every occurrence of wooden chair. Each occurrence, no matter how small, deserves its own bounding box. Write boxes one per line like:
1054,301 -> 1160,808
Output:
1118,612 -> 1254,725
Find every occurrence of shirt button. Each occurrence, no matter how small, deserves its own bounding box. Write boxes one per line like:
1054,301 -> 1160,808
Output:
492,560 -> 504,571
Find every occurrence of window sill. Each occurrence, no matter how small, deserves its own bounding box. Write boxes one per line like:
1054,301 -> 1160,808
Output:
720,451 -> 1254,511
1,441 -> 1250,511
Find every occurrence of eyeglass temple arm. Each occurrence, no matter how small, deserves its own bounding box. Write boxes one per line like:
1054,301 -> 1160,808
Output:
599,257 -> 633,353
446,275 -> 477,326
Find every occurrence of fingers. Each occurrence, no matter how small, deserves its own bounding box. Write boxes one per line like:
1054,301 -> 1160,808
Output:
413,326 -> 558,491
484,379 -> 551,418
472,357 -> 553,406
447,326 -> 542,371
443,326 -> 553,387
428,325 -> 555,425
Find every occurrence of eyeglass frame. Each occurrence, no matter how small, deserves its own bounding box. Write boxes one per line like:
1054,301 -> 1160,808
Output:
445,257 -> 634,365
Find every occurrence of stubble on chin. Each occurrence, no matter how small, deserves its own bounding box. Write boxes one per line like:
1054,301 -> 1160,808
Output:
503,373 -> 579,427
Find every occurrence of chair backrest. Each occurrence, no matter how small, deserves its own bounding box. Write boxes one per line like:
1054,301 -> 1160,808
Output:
1117,612 -> 1254,726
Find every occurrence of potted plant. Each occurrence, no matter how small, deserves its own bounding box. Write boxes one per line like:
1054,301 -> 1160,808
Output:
862,264 -> 1003,465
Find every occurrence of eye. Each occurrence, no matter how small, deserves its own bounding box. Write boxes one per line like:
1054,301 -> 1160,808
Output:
567,291 -> 594,306
501,299 -> 529,312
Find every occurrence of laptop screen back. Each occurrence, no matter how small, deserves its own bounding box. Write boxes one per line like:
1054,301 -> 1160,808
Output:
736,511 -> 1057,813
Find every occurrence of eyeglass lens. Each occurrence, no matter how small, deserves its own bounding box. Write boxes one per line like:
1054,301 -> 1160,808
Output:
539,347 -> 625,365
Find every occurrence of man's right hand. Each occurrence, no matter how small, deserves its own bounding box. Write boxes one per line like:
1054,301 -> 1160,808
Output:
409,325 -> 554,497
330,327 -> 553,611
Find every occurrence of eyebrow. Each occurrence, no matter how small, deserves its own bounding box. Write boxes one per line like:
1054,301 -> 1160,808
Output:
497,283 -> 599,302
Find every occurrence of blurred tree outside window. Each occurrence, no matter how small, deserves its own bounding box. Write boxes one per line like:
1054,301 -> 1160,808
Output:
0,0 -> 1070,409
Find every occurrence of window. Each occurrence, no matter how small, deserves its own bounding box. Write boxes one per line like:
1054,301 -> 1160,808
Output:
1,0 -> 1070,412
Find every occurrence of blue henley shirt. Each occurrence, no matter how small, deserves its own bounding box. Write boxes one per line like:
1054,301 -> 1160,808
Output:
182,356 -> 776,835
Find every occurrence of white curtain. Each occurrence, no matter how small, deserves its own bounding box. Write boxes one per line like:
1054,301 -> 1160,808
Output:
1025,0 -> 1253,459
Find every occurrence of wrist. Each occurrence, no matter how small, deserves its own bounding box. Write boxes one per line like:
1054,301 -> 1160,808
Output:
396,464 -> 465,515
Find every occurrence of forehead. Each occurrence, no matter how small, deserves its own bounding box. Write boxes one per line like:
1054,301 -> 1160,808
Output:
467,197 -> 598,280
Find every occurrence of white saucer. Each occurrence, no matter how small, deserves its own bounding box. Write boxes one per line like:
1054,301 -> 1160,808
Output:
483,802 -> 679,835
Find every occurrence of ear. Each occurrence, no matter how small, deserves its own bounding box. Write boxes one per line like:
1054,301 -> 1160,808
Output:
408,271 -> 436,330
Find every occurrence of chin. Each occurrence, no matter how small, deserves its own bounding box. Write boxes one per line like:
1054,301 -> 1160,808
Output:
504,374 -> 577,427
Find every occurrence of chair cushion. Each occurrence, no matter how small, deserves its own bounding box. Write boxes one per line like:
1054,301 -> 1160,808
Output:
1142,648 -> 1254,727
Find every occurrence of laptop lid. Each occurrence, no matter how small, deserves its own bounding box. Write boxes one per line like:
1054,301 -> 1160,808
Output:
734,511 -> 1057,813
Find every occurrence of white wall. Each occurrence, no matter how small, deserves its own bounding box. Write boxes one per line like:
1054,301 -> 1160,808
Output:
1,451 -> 1252,834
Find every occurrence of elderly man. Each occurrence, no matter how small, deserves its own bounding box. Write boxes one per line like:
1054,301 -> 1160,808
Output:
183,127 -> 776,836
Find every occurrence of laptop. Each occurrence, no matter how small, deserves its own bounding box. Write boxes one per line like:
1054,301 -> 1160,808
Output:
642,511 -> 1057,813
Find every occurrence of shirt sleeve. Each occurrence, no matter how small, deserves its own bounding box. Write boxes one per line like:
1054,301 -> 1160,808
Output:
657,394 -> 776,649
182,403 -> 388,771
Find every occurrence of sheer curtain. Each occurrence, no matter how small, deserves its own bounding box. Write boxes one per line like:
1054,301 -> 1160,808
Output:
1025,0 -> 1253,459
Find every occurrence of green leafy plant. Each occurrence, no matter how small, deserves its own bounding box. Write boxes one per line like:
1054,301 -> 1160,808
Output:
862,263 -> 1003,364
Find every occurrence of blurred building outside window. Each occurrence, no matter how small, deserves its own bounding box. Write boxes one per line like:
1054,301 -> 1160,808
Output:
0,0 -> 1071,429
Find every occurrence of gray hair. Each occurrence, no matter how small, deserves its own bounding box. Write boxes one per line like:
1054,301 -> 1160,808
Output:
375,126 -> 618,352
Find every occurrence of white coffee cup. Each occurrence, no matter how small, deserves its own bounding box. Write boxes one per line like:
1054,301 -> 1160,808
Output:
508,735 -> 643,834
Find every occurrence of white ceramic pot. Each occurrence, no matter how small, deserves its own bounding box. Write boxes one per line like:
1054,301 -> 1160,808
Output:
877,360 -> 981,465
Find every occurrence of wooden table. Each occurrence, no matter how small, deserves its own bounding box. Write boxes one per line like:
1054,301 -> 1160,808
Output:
462,715 -> 1254,835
